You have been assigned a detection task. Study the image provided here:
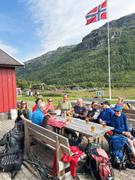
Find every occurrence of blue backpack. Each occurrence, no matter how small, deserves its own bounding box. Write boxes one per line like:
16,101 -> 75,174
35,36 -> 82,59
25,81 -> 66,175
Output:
109,135 -> 130,169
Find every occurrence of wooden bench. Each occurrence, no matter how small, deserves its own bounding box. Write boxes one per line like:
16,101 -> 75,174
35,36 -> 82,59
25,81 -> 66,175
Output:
23,119 -> 84,179
123,109 -> 135,114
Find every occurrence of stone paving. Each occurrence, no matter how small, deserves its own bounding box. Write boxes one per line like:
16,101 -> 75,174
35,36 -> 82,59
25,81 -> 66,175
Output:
0,119 -> 135,180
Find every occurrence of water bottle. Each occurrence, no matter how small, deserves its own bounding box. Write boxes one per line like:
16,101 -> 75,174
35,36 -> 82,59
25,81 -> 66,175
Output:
62,111 -> 66,119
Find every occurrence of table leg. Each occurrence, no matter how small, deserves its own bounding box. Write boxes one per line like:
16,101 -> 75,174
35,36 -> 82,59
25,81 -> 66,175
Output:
59,127 -> 65,135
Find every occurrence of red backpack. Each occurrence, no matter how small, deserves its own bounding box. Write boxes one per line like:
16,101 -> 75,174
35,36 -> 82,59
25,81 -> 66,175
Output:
85,143 -> 114,180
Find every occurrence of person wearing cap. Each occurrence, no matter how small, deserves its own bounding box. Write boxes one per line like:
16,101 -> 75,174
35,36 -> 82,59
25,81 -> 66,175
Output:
86,101 -> 100,122
111,104 -> 135,158
32,102 -> 46,125
98,101 -> 114,126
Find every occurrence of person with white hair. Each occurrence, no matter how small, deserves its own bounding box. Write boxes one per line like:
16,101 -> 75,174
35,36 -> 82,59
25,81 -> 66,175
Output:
111,105 -> 135,159
32,102 -> 45,125
73,98 -> 87,120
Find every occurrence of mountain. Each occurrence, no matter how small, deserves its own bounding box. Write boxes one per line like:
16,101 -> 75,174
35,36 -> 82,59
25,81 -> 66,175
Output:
17,13 -> 135,88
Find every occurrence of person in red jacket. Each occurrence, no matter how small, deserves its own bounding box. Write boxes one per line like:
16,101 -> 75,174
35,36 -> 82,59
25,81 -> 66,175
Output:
45,98 -> 55,113
32,97 -> 43,112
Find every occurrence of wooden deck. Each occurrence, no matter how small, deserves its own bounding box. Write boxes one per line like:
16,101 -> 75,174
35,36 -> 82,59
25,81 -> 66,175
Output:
0,119 -> 135,180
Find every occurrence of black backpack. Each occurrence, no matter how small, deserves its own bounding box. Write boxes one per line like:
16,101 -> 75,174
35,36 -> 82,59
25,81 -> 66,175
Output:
0,151 -> 23,171
0,120 -> 24,178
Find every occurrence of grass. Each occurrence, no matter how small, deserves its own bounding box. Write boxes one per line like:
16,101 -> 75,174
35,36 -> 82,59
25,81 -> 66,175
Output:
17,87 -> 135,108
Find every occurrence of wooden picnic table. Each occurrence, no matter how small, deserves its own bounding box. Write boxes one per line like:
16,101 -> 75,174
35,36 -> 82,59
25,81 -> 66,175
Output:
65,118 -> 113,138
48,116 -> 114,139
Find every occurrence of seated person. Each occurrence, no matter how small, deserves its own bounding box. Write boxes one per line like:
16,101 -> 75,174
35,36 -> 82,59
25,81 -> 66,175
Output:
98,101 -> 114,126
73,98 -> 87,120
32,102 -> 46,126
87,101 -> 100,123
124,103 -> 131,110
41,114 -> 50,127
41,110 -> 66,133
16,100 -> 32,122
32,97 -> 43,112
117,97 -> 124,107
117,97 -> 131,110
57,94 -> 72,114
14,100 -> 31,133
111,105 -> 135,159
45,98 -> 55,114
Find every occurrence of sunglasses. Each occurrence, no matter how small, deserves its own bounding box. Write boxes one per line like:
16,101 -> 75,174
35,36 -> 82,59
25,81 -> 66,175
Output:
48,99 -> 52,102
115,110 -> 121,112
22,102 -> 26,105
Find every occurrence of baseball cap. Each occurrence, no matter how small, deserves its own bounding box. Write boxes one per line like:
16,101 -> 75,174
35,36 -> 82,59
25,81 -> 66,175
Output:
114,105 -> 123,111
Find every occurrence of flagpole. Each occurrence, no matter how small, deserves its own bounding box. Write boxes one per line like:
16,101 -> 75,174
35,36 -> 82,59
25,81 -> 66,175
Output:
107,0 -> 111,100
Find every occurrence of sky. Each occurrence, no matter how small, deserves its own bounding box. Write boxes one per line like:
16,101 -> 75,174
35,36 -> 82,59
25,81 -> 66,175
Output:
0,0 -> 135,62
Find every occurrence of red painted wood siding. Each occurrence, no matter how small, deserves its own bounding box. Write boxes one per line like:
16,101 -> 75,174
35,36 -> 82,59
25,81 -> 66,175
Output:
0,67 -> 17,113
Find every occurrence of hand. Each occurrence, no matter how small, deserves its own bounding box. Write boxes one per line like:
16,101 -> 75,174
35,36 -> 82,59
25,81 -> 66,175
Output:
89,116 -> 93,121
123,131 -> 132,138
20,114 -> 25,120
65,120 -> 70,125
74,113 -> 79,117
85,117 -> 89,123
99,119 -> 104,124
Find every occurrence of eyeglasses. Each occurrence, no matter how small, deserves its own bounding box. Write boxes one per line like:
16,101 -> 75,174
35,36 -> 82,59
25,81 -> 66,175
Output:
48,99 -> 52,102
22,102 -> 26,105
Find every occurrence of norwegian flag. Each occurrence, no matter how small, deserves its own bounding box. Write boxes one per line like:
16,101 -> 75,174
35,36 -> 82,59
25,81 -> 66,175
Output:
85,0 -> 107,25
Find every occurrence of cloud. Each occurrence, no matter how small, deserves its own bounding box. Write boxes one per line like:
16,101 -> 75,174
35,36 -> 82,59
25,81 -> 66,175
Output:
0,41 -> 18,56
25,0 -> 135,53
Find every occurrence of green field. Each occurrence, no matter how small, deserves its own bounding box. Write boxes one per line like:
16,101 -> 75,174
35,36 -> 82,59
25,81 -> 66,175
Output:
17,87 -> 135,107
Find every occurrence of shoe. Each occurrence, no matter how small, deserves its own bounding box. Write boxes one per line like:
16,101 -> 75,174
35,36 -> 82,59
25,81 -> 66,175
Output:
126,161 -> 135,169
72,176 -> 80,180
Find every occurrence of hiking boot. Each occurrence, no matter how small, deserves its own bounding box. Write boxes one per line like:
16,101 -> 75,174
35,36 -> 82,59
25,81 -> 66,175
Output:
72,176 -> 80,180
126,161 -> 135,169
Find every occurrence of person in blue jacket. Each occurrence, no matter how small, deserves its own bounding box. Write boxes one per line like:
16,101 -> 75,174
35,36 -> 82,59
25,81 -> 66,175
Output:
111,105 -> 135,159
98,101 -> 114,126
32,102 -> 45,126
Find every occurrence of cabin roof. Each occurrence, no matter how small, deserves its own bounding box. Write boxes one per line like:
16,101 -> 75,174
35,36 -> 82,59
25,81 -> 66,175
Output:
0,49 -> 24,67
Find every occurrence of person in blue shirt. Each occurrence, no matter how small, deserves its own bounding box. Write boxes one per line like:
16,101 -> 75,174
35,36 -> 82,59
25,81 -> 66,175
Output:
98,101 -> 114,126
32,102 -> 45,126
111,105 -> 135,159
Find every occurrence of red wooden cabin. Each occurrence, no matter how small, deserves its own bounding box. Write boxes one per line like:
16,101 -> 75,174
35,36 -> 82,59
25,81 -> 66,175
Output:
0,49 -> 24,118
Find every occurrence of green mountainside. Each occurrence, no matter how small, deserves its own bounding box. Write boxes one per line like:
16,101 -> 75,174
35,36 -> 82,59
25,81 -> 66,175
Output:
17,13 -> 135,88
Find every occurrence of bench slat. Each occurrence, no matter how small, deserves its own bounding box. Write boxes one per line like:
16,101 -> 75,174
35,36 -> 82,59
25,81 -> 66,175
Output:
29,127 -> 56,148
123,109 -> 135,114
28,127 -> 71,155
126,113 -> 135,119
25,120 -> 70,147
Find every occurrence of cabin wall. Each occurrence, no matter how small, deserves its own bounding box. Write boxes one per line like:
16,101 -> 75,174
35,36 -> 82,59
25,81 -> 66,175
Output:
0,67 -> 17,113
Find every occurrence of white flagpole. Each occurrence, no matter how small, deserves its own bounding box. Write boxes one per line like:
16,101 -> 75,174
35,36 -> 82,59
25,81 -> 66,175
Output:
107,0 -> 111,100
